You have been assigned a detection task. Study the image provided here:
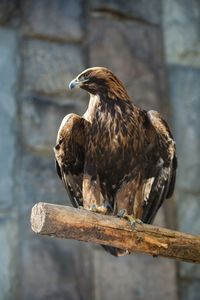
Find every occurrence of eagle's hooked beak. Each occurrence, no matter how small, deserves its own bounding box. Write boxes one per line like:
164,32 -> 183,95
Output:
69,78 -> 80,90
69,76 -> 90,90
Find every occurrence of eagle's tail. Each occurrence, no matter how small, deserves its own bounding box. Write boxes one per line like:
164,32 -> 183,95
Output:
101,245 -> 130,257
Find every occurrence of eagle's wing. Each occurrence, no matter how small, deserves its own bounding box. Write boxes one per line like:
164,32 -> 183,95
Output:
54,113 -> 86,208
141,110 -> 177,224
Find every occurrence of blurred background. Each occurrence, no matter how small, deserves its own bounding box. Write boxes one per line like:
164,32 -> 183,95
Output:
0,0 -> 200,299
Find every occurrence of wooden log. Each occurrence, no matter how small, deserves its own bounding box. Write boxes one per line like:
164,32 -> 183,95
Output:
31,202 -> 200,263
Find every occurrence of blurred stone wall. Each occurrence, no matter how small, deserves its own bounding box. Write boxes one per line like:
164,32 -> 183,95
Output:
0,1 -> 199,300
163,1 -> 200,299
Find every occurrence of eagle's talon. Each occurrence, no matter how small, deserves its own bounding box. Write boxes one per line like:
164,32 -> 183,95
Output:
88,204 -> 108,214
129,217 -> 143,228
126,215 -> 137,229
117,209 -> 127,218
135,218 -> 143,225
117,209 -> 142,229
105,201 -> 113,212
91,204 -> 97,211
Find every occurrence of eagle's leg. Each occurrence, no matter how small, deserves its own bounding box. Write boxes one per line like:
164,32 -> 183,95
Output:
117,209 -> 143,229
78,204 -> 107,214
82,171 -> 108,214
89,201 -> 113,214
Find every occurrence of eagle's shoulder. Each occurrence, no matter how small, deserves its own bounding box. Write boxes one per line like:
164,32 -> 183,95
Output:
146,110 -> 177,164
54,113 -> 87,208
140,110 -> 177,223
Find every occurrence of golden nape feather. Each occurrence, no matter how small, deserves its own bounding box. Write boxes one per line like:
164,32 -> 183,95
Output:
54,67 -> 177,257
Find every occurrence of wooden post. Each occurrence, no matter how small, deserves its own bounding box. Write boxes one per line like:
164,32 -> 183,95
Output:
31,202 -> 200,263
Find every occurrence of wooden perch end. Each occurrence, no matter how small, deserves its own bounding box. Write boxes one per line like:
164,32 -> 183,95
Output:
31,202 -> 200,264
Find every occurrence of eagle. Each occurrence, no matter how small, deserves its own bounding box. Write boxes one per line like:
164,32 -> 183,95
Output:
54,67 -> 177,256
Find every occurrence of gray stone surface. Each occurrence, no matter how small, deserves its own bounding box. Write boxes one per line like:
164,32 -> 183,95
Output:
162,0 -> 200,68
22,94 -> 87,151
180,260 -> 200,280
21,237 -> 93,300
168,60 -> 200,299
0,26 -> 20,300
177,191 -> 200,280
0,216 -> 19,300
22,0 -> 84,42
179,279 -> 200,300
19,147 -> 94,300
94,249 -> 177,300
178,192 -> 200,235
89,18 -> 166,111
0,0 -> 17,24
168,67 -> 200,193
19,151 -> 69,215
0,27 -> 19,209
90,0 -> 161,25
22,39 -> 84,94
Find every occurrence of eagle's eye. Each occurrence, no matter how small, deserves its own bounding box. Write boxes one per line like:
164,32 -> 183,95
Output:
79,73 -> 90,82
84,73 -> 90,80
59,137 -> 64,144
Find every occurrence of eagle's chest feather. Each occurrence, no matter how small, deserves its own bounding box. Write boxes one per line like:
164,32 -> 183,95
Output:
86,98 -> 146,176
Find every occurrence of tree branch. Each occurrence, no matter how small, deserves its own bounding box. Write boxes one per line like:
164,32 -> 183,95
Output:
31,202 -> 200,263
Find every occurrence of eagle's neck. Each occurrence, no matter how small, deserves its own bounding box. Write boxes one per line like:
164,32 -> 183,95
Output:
83,94 -> 101,123
83,92 -> 138,124
83,92 -> 142,135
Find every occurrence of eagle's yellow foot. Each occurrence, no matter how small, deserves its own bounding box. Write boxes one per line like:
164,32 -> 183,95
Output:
90,204 -> 108,214
117,209 -> 143,229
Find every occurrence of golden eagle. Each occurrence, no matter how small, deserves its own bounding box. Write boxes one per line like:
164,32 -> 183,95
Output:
54,67 -> 177,256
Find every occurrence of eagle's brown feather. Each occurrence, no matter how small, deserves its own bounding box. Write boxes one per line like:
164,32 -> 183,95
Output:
54,67 -> 177,256
54,113 -> 86,208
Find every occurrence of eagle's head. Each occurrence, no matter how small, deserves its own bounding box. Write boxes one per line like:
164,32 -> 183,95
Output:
69,67 -> 130,101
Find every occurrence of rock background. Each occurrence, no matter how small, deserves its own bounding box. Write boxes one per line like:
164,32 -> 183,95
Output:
0,1 -> 199,299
